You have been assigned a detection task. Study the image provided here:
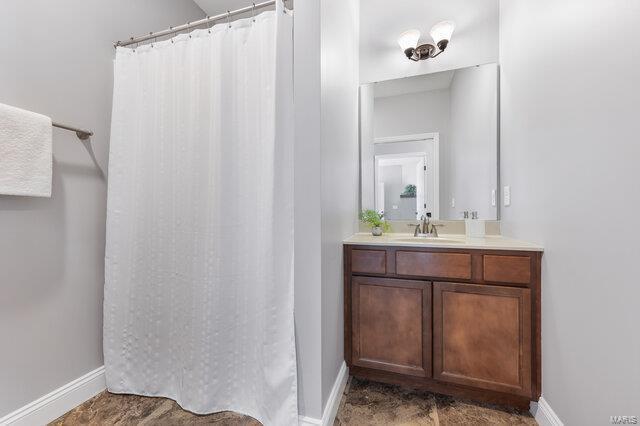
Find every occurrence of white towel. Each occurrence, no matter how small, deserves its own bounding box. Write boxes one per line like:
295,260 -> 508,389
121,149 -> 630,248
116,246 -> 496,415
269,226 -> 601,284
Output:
0,103 -> 52,197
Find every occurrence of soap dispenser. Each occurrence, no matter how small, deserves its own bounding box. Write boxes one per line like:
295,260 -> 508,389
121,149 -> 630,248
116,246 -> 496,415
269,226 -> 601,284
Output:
465,210 -> 486,238
463,211 -> 471,237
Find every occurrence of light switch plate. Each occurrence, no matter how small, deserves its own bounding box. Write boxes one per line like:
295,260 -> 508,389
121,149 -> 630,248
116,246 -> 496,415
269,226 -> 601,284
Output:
491,189 -> 496,206
504,186 -> 511,206
451,197 -> 455,208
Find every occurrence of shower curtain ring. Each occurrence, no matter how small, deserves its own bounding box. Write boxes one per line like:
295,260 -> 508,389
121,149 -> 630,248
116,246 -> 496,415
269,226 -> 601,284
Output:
206,15 -> 212,33
227,10 -> 231,28
252,3 -> 256,22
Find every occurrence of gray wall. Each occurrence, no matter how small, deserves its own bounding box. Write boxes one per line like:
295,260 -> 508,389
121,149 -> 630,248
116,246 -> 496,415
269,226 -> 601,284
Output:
320,0 -> 360,411
0,0 -> 204,417
294,0 -> 324,419
447,64 -> 497,220
499,0 -> 640,424
373,90 -> 450,139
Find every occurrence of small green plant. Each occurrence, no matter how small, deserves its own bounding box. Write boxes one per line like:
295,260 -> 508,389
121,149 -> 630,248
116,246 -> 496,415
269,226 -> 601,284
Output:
402,184 -> 416,197
359,209 -> 391,232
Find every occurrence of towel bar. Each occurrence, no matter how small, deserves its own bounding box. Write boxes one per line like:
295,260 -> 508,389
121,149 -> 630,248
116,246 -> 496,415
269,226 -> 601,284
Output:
52,121 -> 93,140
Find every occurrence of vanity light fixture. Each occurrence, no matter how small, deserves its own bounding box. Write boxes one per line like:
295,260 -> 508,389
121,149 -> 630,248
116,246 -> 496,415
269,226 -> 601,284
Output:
398,21 -> 455,61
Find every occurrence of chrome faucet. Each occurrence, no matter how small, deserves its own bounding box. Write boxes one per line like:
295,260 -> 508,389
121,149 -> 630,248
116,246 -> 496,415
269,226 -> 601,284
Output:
408,213 -> 445,237
421,214 -> 429,234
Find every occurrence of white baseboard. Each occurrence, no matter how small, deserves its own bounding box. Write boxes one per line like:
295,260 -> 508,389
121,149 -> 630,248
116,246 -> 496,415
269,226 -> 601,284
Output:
0,366 -> 106,426
2,363 -> 349,426
530,396 -> 563,426
320,361 -> 348,426
298,415 -> 322,426
298,361 -> 348,426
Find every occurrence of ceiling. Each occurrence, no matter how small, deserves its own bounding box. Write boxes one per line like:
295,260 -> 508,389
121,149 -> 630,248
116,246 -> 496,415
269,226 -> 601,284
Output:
193,0 -> 275,18
194,0 -> 497,85
373,70 -> 454,98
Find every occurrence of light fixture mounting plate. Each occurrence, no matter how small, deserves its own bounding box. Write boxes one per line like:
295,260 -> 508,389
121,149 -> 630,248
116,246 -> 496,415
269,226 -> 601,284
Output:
415,43 -> 435,60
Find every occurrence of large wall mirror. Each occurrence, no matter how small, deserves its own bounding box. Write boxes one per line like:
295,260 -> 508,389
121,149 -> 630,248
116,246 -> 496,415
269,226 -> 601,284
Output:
359,63 -> 499,221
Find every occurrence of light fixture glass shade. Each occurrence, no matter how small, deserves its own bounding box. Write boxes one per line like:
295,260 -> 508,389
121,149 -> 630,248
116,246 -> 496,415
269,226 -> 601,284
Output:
429,21 -> 455,43
397,29 -> 420,51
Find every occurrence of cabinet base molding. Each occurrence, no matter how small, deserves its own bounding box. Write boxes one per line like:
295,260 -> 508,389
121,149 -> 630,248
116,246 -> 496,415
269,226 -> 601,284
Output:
350,366 -> 531,411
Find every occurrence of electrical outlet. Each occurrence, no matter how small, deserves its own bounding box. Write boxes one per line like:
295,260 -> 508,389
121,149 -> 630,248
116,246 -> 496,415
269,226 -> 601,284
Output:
503,186 -> 511,206
491,189 -> 496,207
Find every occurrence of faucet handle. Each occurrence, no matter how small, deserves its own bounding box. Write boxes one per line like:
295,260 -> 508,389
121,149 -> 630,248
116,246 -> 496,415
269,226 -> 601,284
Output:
430,223 -> 445,237
407,223 -> 421,237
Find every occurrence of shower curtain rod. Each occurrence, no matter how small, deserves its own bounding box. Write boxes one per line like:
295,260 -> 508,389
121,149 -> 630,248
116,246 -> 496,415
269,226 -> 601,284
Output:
114,0 -> 284,48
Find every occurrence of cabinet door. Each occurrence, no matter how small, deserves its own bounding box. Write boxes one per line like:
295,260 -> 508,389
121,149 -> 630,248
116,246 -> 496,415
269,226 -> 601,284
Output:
351,276 -> 431,377
433,282 -> 532,396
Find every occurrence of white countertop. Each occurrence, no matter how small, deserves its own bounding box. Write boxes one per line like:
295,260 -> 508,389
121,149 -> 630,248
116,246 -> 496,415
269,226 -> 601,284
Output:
343,233 -> 543,252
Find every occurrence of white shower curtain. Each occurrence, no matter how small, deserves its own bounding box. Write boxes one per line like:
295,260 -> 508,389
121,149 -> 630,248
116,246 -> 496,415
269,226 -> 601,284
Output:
104,6 -> 296,425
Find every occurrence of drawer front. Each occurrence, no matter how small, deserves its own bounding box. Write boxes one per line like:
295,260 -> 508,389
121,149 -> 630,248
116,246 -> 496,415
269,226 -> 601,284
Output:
396,251 -> 471,280
351,249 -> 387,274
484,255 -> 531,284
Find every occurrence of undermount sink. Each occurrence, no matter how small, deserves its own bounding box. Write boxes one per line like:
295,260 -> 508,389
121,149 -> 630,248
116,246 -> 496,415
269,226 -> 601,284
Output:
391,237 -> 463,244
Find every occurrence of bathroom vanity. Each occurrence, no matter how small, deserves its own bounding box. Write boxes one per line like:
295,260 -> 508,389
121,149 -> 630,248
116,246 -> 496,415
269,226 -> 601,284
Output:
351,59 -> 542,409
343,234 -> 543,409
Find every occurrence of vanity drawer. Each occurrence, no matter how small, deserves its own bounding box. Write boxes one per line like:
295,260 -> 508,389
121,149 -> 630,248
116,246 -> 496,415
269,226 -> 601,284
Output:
483,255 -> 531,284
351,249 -> 387,274
396,251 -> 471,280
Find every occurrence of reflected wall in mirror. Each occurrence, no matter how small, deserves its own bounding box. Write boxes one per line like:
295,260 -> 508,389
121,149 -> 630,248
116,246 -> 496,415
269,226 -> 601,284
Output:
360,63 -> 499,221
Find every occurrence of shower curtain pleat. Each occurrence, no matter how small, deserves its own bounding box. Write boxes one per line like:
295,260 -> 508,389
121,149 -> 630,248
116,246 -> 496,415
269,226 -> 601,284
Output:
104,7 -> 296,425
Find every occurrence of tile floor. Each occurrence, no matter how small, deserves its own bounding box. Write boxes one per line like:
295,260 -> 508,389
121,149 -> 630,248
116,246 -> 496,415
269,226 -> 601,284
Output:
52,376 -> 536,425
334,377 -> 536,425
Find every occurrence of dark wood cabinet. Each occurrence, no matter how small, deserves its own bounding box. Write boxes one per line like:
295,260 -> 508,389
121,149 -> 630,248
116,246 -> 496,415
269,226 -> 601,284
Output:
344,244 -> 542,410
433,282 -> 531,396
351,276 -> 431,377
